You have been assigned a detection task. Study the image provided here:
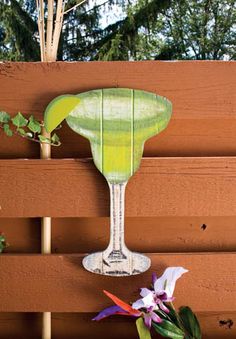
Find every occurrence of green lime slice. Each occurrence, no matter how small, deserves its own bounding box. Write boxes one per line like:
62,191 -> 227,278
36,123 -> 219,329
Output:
44,95 -> 81,133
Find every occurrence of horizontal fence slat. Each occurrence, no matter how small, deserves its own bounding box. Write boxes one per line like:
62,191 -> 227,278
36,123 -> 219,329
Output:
0,312 -> 235,338
1,157 -> 236,217
1,61 -> 236,120
53,312 -> 236,339
1,217 -> 236,253
0,253 -> 235,312
1,61 -> 236,158
51,216 -> 236,253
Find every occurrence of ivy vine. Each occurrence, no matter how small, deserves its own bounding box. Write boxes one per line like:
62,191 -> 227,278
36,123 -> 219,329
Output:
0,233 -> 7,253
0,111 -> 61,146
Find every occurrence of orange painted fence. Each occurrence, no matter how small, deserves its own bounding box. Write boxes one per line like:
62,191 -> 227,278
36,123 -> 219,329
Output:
0,61 -> 235,338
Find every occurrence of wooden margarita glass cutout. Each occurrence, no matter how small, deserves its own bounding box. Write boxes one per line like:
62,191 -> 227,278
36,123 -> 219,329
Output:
44,88 -> 172,276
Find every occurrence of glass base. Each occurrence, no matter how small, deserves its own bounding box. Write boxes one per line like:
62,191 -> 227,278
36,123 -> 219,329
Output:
82,251 -> 151,276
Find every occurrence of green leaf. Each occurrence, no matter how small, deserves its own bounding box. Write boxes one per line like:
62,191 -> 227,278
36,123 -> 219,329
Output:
136,318 -> 152,339
28,115 -> 41,134
153,320 -> 184,339
3,124 -> 13,137
51,132 -> 60,144
0,111 -> 11,123
38,135 -> 50,143
158,306 -> 178,323
11,112 -> 28,128
179,307 -> 201,339
0,243 -> 5,253
18,128 -> 27,136
0,234 -> 6,253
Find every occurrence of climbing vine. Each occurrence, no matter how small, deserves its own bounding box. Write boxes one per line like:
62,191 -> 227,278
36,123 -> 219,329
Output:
0,111 -> 60,146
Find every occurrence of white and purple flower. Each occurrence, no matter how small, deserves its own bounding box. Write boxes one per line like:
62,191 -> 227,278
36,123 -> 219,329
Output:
132,267 -> 188,321
93,267 -> 188,330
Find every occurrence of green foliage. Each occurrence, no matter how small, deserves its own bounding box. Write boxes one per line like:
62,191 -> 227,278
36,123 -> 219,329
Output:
0,111 -> 10,123
153,319 -> 185,339
136,318 -> 152,339
179,307 -> 201,339
3,123 -> 13,136
152,304 -> 202,339
12,112 -> 28,128
0,0 -> 39,61
38,135 -> 50,143
1,0 -> 235,61
0,233 -> 7,253
96,0 -> 171,61
51,133 -> 60,144
155,0 -> 236,60
0,111 -> 61,146
28,115 -> 41,134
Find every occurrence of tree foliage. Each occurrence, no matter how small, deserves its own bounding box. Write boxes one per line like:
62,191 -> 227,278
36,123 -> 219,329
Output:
0,0 -> 39,60
156,0 -> 236,60
0,0 -> 235,61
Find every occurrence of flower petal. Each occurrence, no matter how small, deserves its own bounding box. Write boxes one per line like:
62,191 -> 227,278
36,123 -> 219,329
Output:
132,298 -> 145,310
92,305 -> 129,321
103,290 -> 141,316
152,272 -> 158,285
140,288 -> 152,298
144,314 -> 152,329
154,267 -> 188,297
151,311 -> 162,323
158,301 -> 169,313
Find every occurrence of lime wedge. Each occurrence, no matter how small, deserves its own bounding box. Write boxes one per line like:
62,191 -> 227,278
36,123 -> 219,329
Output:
44,95 -> 81,133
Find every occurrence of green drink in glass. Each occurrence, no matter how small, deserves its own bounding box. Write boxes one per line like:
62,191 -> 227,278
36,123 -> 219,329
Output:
45,88 -> 172,276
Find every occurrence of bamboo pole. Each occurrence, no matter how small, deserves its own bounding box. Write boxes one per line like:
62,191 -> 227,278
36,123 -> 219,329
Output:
42,312 -> 51,339
37,1 -> 54,337
40,128 -> 51,339
36,1 -> 87,338
51,0 -> 65,61
46,0 -> 54,61
36,0 -> 46,61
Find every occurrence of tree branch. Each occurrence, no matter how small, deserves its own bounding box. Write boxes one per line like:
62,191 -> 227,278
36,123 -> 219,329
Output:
64,0 -> 87,15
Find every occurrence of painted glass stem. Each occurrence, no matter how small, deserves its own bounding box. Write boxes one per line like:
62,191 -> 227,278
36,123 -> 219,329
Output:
106,182 -> 127,261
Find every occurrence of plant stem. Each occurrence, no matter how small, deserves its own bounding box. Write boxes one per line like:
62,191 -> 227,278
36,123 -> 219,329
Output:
0,125 -> 60,146
169,302 -> 192,339
46,0 -> 54,61
63,0 -> 87,14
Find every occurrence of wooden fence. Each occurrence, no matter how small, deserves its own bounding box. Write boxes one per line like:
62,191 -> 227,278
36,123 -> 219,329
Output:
0,61 -> 235,338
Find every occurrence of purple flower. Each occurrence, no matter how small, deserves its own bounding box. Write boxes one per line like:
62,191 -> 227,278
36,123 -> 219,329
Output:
92,305 -> 130,321
132,267 -> 188,313
143,306 -> 162,329
93,290 -> 142,322
93,267 -> 188,331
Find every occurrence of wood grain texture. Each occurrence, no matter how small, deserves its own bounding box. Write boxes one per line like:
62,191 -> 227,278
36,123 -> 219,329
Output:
1,61 -> 236,158
1,216 -> 236,253
0,253 -> 235,312
0,218 -> 41,253
51,217 -> 236,253
1,157 -> 236,217
53,312 -> 236,339
0,312 -> 234,338
0,61 -> 235,336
